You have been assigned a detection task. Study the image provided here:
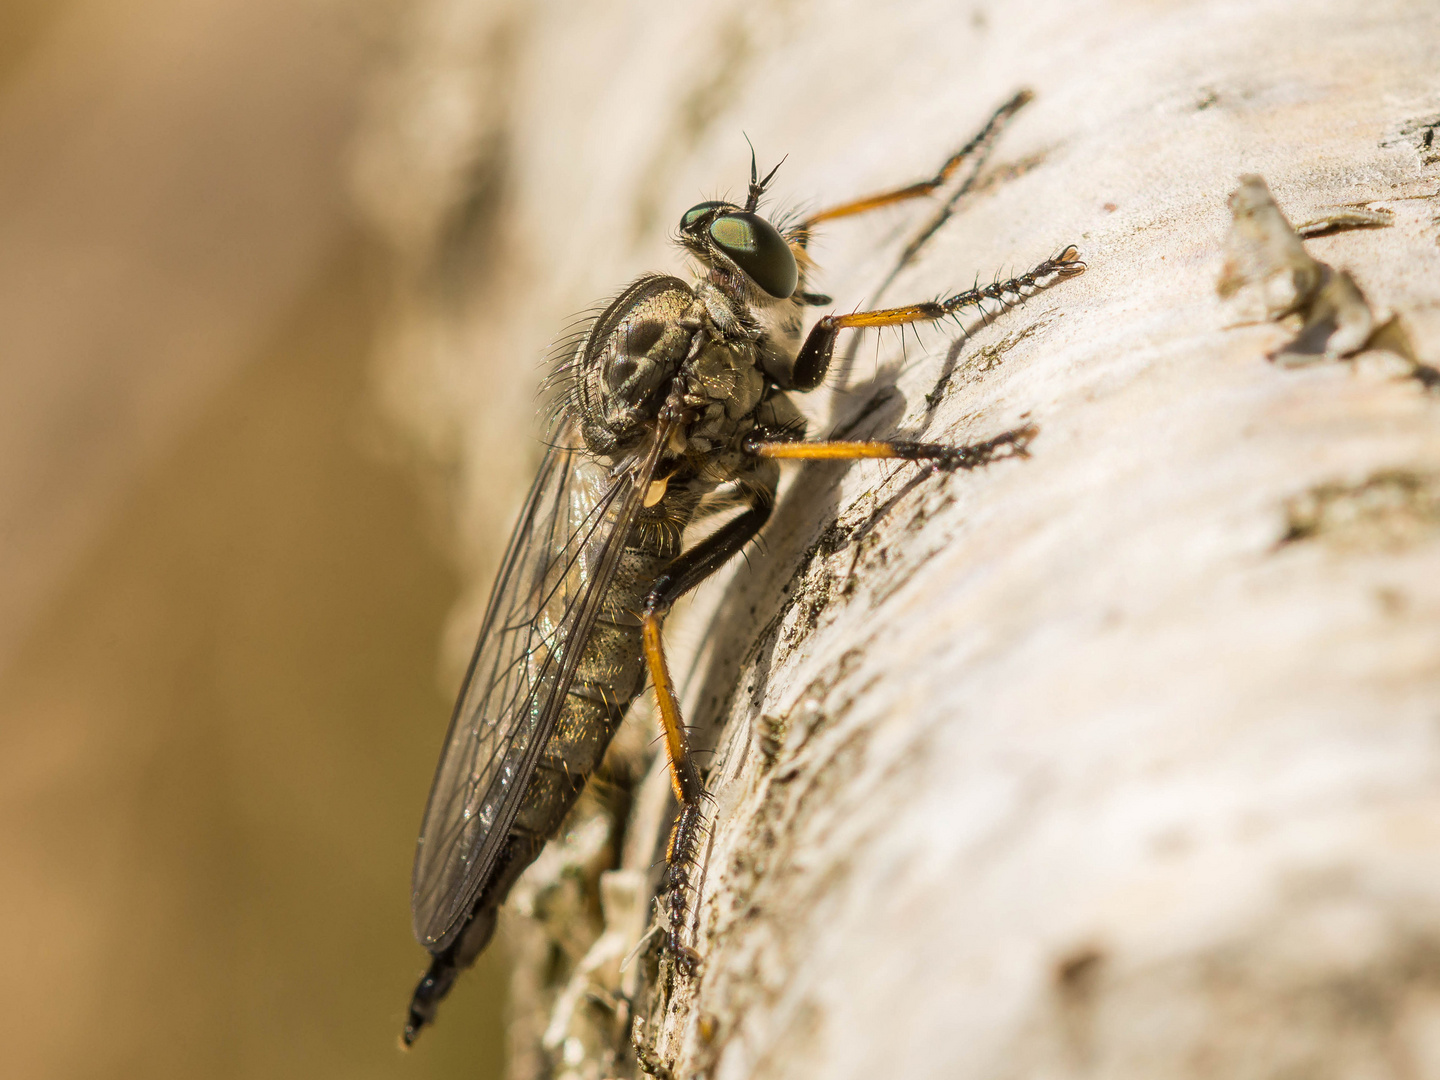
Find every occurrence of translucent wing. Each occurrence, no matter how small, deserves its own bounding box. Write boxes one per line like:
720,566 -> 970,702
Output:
411,415 -> 668,950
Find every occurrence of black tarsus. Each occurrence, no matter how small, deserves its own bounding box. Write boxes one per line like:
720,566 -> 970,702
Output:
664,800 -> 707,972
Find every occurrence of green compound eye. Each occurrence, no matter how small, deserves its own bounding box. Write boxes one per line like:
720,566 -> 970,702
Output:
680,201 -> 727,231
707,212 -> 798,299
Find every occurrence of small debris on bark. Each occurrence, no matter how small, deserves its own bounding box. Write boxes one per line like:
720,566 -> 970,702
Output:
1216,174 -> 1420,370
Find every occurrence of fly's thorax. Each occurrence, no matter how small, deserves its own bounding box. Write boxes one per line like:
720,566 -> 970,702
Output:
672,385 -> 806,489
693,277 -> 809,390
680,332 -> 766,451
573,275 -> 697,457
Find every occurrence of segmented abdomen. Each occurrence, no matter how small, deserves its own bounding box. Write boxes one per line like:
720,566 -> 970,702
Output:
483,505 -> 685,899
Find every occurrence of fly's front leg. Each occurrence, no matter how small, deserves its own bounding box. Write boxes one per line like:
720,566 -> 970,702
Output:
793,89 -> 1032,244
785,247 -> 1085,390
641,484 -> 774,971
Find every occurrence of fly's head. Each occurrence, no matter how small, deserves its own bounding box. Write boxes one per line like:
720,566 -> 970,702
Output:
570,276 -> 695,459
677,156 -> 817,390
677,199 -> 799,306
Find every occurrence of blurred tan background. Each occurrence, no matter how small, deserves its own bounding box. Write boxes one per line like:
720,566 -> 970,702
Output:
11,0 -> 1440,1077
0,0 -> 507,1076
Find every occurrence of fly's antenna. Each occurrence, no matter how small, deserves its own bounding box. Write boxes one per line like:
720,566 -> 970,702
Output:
743,134 -> 786,212
744,135 -> 759,209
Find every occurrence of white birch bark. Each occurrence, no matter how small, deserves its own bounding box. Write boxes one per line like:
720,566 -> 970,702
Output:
355,1 -> 1440,1076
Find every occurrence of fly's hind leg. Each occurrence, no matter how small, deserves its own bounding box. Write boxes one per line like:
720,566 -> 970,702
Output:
641,612 -> 705,972
640,480 -> 774,971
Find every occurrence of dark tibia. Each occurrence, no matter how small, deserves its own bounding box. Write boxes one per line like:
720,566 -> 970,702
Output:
643,498 -> 772,617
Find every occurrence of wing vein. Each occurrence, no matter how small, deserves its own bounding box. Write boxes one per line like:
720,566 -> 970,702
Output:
409,418 -> 670,949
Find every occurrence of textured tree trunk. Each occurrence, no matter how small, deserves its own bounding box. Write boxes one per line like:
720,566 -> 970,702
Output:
355,2 -> 1440,1077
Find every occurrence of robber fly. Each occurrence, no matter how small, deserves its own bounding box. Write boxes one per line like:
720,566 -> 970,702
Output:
402,106 -> 1084,1045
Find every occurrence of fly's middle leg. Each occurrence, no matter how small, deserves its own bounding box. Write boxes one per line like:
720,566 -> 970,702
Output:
640,486 -> 773,970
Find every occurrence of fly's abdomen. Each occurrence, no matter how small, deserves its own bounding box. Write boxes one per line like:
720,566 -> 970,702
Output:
406,506 -> 688,1047
508,620 -> 645,835
508,523 -> 676,840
